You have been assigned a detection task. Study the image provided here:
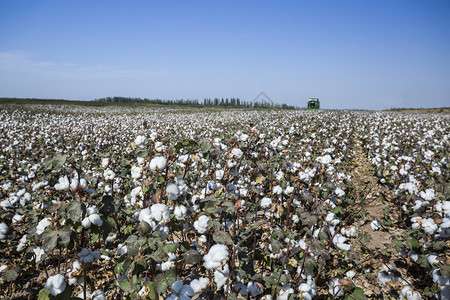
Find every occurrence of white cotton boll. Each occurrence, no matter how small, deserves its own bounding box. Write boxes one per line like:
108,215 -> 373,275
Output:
235,283 -> 248,297
231,148 -> 243,158
36,217 -> 51,235
239,133 -> 249,141
150,204 -> 170,222
88,214 -> 103,227
170,281 -> 194,299
337,243 -> 351,251
149,156 -> 167,171
45,274 -> 66,296
135,135 -> 145,146
292,215 -> 300,224
204,244 -> 229,269
101,158 -> 109,168
117,243 -> 127,255
340,226 -> 357,237
346,271 -> 356,278
422,218 -> 438,234
427,254 -> 439,265
0,223 -> 8,239
247,281 -> 264,297
91,290 -> 106,300
273,185 -> 283,195
317,154 -> 332,165
54,176 -> 70,191
194,215 -> 210,234
328,278 -> 344,297
299,284 -> 316,300
78,248 -> 100,264
371,220 -> 382,231
190,277 -> 209,293
131,166 -> 142,179
261,197 -> 272,208
279,284 -> 294,300
166,183 -> 181,200
139,208 -> 152,225
174,205 -> 187,220
214,264 -> 229,289
137,156 -> 145,165
400,286 -> 422,300
215,169 -> 225,180
81,217 -> 92,228
103,169 -> 115,180
17,234 -> 27,252
420,189 -> 435,201
335,187 -> 345,197
155,141 -> 166,153
32,247 -> 45,262
285,186 -> 294,194
198,235 -> 207,245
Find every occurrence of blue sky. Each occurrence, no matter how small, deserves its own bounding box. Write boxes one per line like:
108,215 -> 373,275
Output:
0,0 -> 449,109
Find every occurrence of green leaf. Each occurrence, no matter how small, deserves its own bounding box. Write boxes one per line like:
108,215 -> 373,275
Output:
4,268 -> 19,282
199,139 -> 211,153
305,257 -> 317,273
124,225 -> 134,235
213,231 -> 234,246
270,238 -> 283,253
67,201 -> 83,222
344,287 -> 365,300
432,241 -> 445,251
184,249 -> 201,265
41,229 -> 58,253
145,281 -> 156,300
100,196 -> 116,216
38,288 -> 51,300
119,278 -> 132,292
137,150 -> 148,158
440,265 -> 450,277
417,255 -> 431,269
406,238 -> 420,250
58,226 -> 72,248
358,233 -> 371,244
163,243 -> 177,253
150,248 -> 167,263
155,270 -> 176,295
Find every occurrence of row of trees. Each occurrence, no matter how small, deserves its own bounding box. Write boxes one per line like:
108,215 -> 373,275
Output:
95,97 -> 297,109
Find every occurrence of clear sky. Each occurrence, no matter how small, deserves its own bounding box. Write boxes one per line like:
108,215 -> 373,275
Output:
1,0 -> 449,109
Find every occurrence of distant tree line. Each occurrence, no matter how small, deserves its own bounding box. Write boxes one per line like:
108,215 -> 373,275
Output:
95,96 -> 297,109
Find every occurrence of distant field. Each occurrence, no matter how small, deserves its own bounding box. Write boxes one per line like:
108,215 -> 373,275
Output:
387,107 -> 450,114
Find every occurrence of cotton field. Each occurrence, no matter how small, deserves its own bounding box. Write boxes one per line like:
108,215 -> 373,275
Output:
0,105 -> 448,299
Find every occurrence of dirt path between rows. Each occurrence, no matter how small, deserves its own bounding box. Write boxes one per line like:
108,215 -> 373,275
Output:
348,140 -> 405,297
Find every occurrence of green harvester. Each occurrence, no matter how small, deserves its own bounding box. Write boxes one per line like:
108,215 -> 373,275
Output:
307,98 -> 320,110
